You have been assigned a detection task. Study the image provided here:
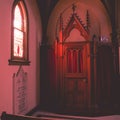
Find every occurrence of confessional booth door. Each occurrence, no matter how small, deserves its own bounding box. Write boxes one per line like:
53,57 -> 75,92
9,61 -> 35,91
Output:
61,42 -> 90,112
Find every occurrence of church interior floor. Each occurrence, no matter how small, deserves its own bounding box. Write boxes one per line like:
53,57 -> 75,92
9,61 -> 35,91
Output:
28,106 -> 120,120
30,110 -> 120,120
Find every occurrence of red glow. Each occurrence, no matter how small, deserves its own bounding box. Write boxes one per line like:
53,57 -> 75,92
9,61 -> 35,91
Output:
67,50 -> 72,72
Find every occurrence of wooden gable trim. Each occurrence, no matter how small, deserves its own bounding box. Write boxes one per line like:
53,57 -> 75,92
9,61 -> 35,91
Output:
60,5 -> 89,42
63,13 -> 89,41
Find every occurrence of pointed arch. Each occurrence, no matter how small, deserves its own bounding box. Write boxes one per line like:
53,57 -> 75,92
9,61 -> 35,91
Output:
47,0 -> 112,45
9,0 -> 30,65
62,11 -> 89,41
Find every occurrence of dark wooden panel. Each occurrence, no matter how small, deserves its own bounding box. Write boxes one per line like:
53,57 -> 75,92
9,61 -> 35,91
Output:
64,78 -> 88,110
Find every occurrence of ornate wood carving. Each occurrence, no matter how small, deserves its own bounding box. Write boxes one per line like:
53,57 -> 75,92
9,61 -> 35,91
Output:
57,4 -> 89,43
55,4 -> 91,112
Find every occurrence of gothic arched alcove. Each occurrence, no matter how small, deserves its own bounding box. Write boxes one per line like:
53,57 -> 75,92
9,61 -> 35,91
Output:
42,0 -> 116,114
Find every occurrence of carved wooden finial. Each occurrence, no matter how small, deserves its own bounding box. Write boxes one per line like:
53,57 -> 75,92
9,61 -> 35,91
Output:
86,10 -> 90,31
72,4 -> 76,13
60,13 -> 63,30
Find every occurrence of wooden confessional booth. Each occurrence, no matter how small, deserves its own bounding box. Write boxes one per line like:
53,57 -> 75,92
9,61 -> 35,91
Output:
45,8 -> 114,114
54,11 -> 91,113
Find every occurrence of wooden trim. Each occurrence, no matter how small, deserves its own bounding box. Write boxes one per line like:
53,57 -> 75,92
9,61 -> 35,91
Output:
1,112 -> 41,120
8,59 -> 30,65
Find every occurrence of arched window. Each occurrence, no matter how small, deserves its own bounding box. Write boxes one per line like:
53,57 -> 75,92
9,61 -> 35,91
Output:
9,0 -> 30,65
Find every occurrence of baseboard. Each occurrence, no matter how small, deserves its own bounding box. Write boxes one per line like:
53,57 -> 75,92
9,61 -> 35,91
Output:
26,105 -> 40,116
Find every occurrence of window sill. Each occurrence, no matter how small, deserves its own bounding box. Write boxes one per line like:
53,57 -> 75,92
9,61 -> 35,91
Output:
8,59 -> 30,65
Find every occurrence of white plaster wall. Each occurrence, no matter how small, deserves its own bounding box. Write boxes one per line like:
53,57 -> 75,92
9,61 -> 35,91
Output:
0,0 -> 42,115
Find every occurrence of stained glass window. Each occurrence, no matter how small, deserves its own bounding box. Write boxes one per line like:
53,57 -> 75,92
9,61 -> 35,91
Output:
9,1 -> 30,65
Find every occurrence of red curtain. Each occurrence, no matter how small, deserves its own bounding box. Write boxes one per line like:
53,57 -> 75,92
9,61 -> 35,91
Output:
67,50 -> 72,72
67,49 -> 83,73
73,50 -> 77,73
79,50 -> 83,73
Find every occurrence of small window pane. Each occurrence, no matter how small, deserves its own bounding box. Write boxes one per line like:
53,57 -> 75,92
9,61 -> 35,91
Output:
14,5 -> 22,30
14,28 -> 23,57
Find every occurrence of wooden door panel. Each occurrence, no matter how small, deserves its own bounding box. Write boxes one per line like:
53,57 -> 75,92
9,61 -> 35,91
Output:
64,78 -> 88,109
61,42 -> 89,111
